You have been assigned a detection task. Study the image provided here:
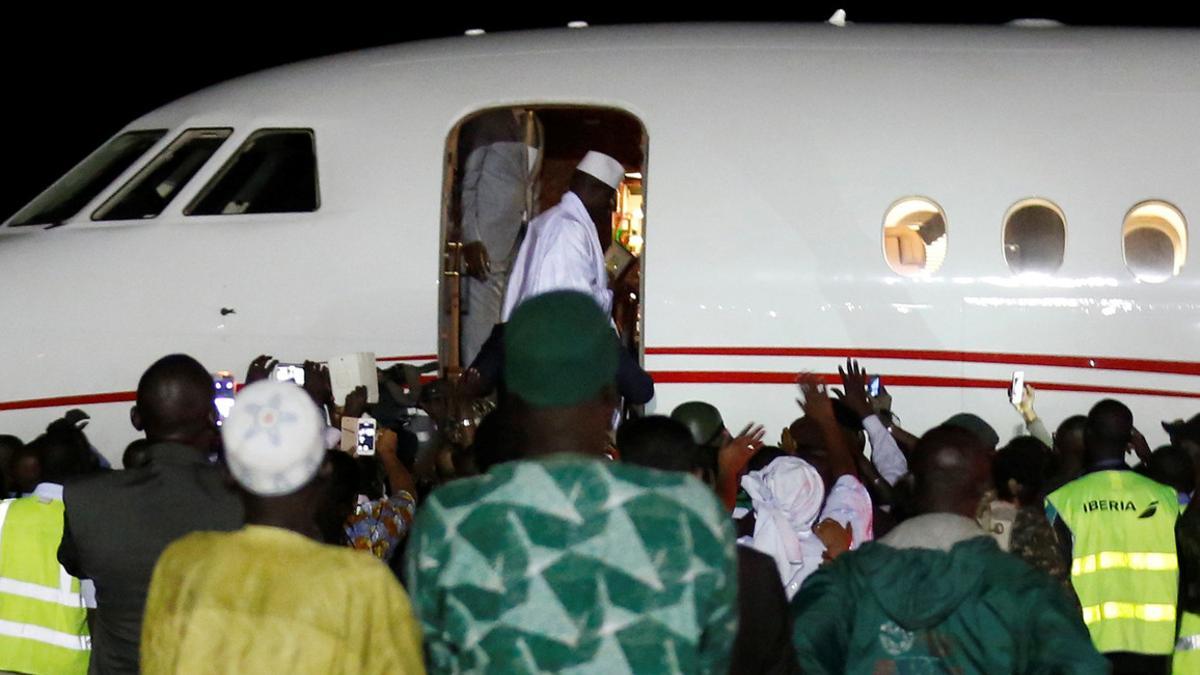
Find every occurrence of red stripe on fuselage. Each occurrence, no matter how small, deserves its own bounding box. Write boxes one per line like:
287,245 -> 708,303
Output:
649,371 -> 1200,399
645,347 -> 1200,377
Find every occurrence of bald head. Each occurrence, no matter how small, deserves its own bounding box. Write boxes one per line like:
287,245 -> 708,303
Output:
1085,399 -> 1133,464
911,426 -> 992,518
132,354 -> 216,447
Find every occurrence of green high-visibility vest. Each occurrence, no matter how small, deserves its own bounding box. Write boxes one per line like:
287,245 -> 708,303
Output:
0,495 -> 91,675
1046,470 -> 1180,655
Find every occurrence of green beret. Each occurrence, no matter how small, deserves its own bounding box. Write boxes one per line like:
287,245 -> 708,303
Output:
505,291 -> 618,408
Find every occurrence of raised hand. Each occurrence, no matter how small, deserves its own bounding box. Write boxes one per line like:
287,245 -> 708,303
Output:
245,354 -> 277,385
303,361 -> 334,407
835,358 -> 874,420
797,373 -> 834,422
343,385 -> 368,418
718,423 -> 766,479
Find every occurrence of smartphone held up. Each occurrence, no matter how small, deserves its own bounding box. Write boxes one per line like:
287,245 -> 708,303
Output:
1009,371 -> 1026,407
213,371 -> 236,426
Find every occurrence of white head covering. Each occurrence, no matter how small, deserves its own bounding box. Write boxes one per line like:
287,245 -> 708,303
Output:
741,456 -> 826,595
221,380 -> 326,497
576,150 -> 624,190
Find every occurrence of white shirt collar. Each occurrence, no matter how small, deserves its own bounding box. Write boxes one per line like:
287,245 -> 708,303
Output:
31,483 -> 64,501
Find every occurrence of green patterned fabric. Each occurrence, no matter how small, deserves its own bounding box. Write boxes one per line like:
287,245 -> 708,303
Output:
406,455 -> 738,674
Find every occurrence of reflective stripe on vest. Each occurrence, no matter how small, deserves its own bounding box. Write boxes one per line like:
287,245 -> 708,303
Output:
1174,612 -> 1200,675
1046,471 -> 1180,655
1072,551 -> 1179,576
0,566 -> 85,608
0,499 -> 10,546
1080,602 -> 1176,625
0,495 -> 91,674
0,618 -> 90,651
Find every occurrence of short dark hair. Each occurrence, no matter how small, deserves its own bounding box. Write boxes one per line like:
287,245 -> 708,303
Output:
136,354 -> 215,439
1141,445 -> 1196,495
994,436 -> 1053,502
122,438 -> 153,470
617,416 -> 699,474
1085,399 -> 1134,462
25,426 -> 97,484
911,426 -> 992,514
0,435 -> 22,456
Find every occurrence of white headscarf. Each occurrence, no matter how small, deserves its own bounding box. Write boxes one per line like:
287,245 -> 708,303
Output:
741,456 -> 825,596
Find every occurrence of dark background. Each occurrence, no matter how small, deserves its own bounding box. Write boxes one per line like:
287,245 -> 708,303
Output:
4,6 -> 1198,221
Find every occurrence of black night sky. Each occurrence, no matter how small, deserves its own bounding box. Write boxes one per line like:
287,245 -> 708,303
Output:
4,6 -> 1198,221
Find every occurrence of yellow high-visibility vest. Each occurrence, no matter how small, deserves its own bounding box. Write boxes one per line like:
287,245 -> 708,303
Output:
1046,470 -> 1180,655
0,494 -> 91,675
1175,611 -> 1200,675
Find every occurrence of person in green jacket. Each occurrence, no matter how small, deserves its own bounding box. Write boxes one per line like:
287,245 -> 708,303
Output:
790,426 -> 1107,675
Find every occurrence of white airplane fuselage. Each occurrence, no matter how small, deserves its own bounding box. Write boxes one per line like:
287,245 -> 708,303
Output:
3,24 -> 1199,463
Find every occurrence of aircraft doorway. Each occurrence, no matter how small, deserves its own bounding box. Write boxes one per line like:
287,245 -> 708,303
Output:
439,105 -> 648,383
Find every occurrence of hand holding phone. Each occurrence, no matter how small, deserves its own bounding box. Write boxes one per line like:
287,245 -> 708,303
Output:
272,363 -> 306,386
213,371 -> 236,426
356,415 -> 377,456
1009,371 -> 1026,407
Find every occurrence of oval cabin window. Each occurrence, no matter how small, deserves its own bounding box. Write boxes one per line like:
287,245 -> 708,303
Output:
1003,198 -> 1066,275
1123,201 -> 1187,283
883,197 -> 947,276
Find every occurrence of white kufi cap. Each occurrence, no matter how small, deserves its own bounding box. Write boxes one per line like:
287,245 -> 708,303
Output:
576,150 -> 624,190
221,380 -> 326,497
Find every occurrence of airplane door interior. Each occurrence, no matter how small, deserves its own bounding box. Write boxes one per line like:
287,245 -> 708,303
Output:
439,105 -> 648,399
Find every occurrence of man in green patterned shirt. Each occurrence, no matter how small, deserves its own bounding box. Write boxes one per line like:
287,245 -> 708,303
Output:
406,291 -> 738,673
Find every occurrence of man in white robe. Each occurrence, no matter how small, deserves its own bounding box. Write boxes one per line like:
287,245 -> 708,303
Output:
501,150 -> 624,321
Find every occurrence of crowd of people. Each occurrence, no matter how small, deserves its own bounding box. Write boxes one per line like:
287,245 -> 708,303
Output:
1,147 -> 1198,674
1,292 -> 1198,674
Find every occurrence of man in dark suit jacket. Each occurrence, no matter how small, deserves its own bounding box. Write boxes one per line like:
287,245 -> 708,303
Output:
58,354 -> 244,674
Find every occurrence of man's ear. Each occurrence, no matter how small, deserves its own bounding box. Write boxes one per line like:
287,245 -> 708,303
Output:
130,406 -> 144,432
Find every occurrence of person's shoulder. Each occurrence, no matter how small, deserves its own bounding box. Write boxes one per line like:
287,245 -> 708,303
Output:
426,464 -> 508,507
1128,470 -> 1182,497
605,461 -> 733,536
966,536 -> 1060,595
314,543 -> 403,593
529,199 -> 570,226
589,458 -> 715,500
63,468 -> 141,503
157,530 -> 230,568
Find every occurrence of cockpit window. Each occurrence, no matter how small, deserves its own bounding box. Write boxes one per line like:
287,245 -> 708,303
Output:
8,130 -> 166,227
186,129 -> 319,215
92,128 -> 232,221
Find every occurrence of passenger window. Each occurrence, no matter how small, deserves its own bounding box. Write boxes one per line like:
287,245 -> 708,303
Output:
92,128 -> 232,221
186,129 -> 318,215
1003,198 -> 1066,275
1123,200 -> 1187,283
9,130 -> 166,227
883,197 -> 947,276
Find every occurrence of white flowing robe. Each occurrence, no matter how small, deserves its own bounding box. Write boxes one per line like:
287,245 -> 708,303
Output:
501,191 -> 612,320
